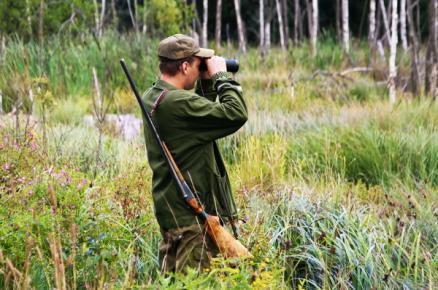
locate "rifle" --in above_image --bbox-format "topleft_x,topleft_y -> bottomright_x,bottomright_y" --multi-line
120,59 -> 250,259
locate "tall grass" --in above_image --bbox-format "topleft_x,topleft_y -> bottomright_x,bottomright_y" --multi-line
0,32 -> 160,112
0,33 -> 437,288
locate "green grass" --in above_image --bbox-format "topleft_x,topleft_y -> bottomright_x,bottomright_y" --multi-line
0,33 -> 437,289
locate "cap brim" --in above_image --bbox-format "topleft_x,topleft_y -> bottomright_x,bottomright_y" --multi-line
194,48 -> 215,58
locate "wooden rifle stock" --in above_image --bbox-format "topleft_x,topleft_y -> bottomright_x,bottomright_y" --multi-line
120,59 -> 251,258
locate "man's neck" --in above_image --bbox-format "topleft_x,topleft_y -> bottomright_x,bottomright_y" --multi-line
161,74 -> 184,89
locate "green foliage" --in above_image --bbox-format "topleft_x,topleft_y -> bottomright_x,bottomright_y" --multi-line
49,98 -> 88,125
348,79 -> 383,102
0,0 -> 32,37
149,0 -> 190,36
0,32 -> 159,109
0,36 -> 437,289
285,105 -> 438,186
0,0 -> 94,40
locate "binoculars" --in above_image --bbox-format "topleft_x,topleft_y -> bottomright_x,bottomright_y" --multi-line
199,59 -> 239,73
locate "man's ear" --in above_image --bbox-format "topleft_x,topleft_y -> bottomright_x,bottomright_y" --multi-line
180,62 -> 189,75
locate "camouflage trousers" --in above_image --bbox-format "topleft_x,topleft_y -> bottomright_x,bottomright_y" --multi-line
159,223 -> 220,273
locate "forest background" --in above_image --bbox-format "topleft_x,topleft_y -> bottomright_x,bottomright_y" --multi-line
0,0 -> 437,289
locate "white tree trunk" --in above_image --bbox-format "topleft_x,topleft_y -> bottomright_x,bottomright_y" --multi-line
259,0 -> 264,51
265,21 -> 271,52
201,0 -> 208,47
369,0 -> 376,51
127,0 -> 139,39
400,0 -> 408,51
93,0 -> 99,34
142,1 -> 147,34
342,0 -> 349,53
216,0 -> 222,49
378,0 -> 391,46
311,0 -> 318,57
275,0 -> 286,52
377,40 -> 386,61
0,91 -> 3,114
234,0 -> 247,54
93,0 -> 106,36
389,0 -> 398,103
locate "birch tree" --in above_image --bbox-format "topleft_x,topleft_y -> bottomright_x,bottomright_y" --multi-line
400,0 -> 408,51
93,0 -> 106,37
388,0 -> 398,103
142,1 -> 147,34
407,0 -> 421,95
311,0 -> 318,57
378,0 -> 391,46
234,0 -> 247,54
368,0 -> 377,53
126,0 -> 139,39
342,0 -> 349,54
201,0 -> 208,47
275,0 -> 286,53
216,0 -> 222,49
264,4 -> 272,56
259,0 -> 265,53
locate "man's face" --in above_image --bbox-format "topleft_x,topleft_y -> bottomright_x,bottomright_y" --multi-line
182,57 -> 201,90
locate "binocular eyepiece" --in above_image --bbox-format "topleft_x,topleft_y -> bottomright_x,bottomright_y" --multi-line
199,59 -> 239,73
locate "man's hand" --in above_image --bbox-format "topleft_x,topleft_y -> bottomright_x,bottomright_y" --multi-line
205,56 -> 226,78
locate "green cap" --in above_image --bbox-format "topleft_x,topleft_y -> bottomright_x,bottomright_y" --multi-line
158,34 -> 215,60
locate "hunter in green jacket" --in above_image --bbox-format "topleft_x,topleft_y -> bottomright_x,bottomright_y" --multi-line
141,34 -> 247,272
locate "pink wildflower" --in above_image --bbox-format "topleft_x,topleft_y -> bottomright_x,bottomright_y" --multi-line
77,178 -> 88,189
2,163 -> 10,171
13,139 -> 20,150
30,142 -> 38,150
58,169 -> 67,178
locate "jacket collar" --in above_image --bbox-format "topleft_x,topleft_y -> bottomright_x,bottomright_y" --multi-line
153,79 -> 178,91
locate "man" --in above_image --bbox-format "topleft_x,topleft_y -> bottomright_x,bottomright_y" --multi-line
141,34 -> 247,273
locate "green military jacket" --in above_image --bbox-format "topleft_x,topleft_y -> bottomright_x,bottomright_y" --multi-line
142,72 -> 247,230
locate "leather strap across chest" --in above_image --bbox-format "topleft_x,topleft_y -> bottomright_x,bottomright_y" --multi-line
151,89 -> 168,116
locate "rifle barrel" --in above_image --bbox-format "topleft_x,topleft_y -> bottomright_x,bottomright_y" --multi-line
119,59 -> 199,206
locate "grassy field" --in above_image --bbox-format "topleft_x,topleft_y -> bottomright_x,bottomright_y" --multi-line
0,33 -> 437,289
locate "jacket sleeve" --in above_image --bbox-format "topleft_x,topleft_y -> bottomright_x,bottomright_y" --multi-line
195,79 -> 217,102
173,72 -> 248,144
